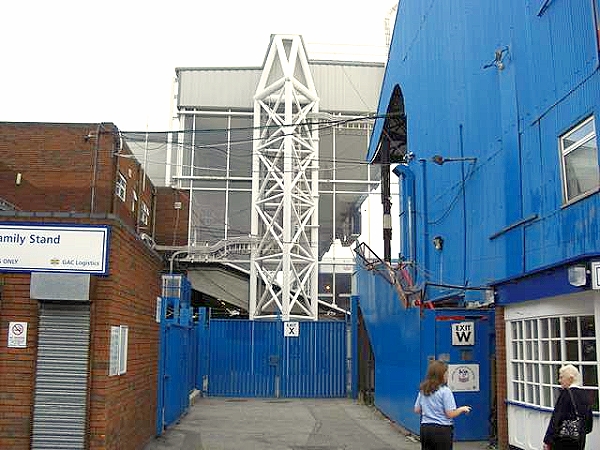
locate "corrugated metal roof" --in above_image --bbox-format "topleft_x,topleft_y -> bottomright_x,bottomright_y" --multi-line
176,60 -> 384,114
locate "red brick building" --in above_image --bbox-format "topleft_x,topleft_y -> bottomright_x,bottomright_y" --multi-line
0,122 -> 170,449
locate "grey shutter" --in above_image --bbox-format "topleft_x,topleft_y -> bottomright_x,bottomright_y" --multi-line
31,302 -> 91,449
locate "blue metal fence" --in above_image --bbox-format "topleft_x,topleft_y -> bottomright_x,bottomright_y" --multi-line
202,319 -> 347,398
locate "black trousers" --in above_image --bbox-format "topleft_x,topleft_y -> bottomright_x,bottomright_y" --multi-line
420,423 -> 454,450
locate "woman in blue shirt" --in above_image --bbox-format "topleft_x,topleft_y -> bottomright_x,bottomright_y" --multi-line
414,360 -> 471,450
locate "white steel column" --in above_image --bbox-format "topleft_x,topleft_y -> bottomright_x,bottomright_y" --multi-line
250,35 -> 320,320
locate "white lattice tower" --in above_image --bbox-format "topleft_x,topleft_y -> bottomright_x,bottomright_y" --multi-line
249,35 -> 320,321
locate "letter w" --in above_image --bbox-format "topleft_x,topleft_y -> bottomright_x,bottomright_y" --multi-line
456,331 -> 471,342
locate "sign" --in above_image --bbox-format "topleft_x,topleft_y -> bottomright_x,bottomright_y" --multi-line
0,224 -> 109,275
8,321 -> 27,348
156,297 -> 162,323
284,321 -> 299,337
452,321 -> 475,346
591,261 -> 600,290
448,363 -> 480,392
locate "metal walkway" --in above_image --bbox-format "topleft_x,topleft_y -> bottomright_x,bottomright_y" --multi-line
144,398 -> 494,450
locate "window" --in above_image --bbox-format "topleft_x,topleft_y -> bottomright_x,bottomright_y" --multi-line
141,201 -> 150,226
116,172 -> 127,202
109,325 -> 128,376
508,315 -> 599,412
560,116 -> 599,203
131,190 -> 138,213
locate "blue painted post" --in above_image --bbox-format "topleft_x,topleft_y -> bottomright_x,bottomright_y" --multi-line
350,295 -> 359,399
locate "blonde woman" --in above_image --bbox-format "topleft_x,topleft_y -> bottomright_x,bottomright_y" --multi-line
543,364 -> 593,450
414,360 -> 471,450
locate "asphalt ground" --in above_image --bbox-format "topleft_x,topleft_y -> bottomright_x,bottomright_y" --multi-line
144,397 -> 494,450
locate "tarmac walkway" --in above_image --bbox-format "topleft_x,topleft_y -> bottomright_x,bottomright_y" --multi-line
144,397 -> 495,450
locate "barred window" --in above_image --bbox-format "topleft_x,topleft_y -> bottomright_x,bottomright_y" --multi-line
508,315 -> 599,412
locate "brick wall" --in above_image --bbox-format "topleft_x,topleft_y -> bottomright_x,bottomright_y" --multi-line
495,306 -> 508,449
0,122 -> 155,234
153,187 -> 189,247
0,216 -> 162,450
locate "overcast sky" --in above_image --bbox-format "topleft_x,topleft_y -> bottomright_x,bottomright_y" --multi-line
1,0 -> 395,132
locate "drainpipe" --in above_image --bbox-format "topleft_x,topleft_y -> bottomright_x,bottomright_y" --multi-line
419,158 -> 430,285
380,140 -> 392,262
392,165 -> 416,279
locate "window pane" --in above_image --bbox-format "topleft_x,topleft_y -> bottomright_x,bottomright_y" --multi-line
565,317 -> 578,338
512,322 -> 518,340
512,362 -> 520,381
541,341 -> 550,360
526,363 -> 533,381
581,316 -> 595,338
525,320 -> 532,339
542,386 -> 552,407
564,139 -> 600,200
526,383 -> 534,403
542,364 -> 552,384
526,341 -> 532,359
551,340 -> 562,360
533,341 -> 539,360
566,340 -> 579,361
582,365 -> 598,387
582,340 -> 596,362
550,318 -> 560,338
563,119 -> 594,148
532,320 -> 538,338
540,319 -> 549,338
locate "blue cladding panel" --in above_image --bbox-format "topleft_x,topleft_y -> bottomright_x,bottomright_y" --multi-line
355,268 -> 422,435
207,319 -> 346,398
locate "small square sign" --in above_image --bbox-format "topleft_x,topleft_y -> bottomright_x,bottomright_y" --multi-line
591,261 -> 600,290
284,321 -> 299,337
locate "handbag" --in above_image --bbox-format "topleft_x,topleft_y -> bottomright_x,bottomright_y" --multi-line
557,389 -> 583,441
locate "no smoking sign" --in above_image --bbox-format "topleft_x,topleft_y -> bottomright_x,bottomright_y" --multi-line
8,321 -> 28,348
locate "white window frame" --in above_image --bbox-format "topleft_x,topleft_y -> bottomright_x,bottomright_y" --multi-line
116,172 -> 127,202
109,325 -> 129,376
141,201 -> 150,226
559,115 -> 599,204
131,190 -> 138,213
507,314 -> 598,412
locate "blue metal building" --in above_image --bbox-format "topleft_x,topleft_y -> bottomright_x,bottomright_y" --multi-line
360,1 -> 600,448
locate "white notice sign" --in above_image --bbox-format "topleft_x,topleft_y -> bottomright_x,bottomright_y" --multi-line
448,364 -> 480,392
284,321 -> 299,337
8,321 -> 28,348
0,224 -> 109,274
451,321 -> 475,346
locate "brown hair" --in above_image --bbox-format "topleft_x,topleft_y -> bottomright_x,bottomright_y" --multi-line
419,360 -> 448,396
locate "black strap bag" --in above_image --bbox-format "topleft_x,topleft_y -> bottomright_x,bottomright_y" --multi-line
558,389 -> 583,441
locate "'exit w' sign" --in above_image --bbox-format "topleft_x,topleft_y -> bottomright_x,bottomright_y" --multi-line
451,321 -> 475,346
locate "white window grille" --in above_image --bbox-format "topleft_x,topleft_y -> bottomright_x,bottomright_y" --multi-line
109,325 -> 128,376
560,116 -> 599,203
508,315 -> 598,412
116,172 -> 127,202
141,201 -> 150,226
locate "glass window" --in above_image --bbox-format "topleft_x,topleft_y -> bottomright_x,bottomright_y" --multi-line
560,116 -> 599,203
508,315 -> 598,411
116,172 -> 127,202
141,201 -> 150,226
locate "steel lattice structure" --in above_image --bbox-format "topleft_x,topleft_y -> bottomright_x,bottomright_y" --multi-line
249,35 -> 320,320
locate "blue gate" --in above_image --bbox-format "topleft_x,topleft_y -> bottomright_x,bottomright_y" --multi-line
200,319 -> 347,398
156,275 -> 198,435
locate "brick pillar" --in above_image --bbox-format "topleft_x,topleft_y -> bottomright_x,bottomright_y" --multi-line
495,306 -> 509,449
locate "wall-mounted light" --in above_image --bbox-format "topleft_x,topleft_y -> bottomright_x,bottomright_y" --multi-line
433,235 -> 444,251
568,264 -> 587,287
432,155 -> 477,165
15,173 -> 22,186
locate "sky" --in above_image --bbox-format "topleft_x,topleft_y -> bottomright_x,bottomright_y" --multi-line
1,0 -> 395,132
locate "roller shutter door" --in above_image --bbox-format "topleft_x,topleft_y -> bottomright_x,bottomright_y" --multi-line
31,302 -> 91,450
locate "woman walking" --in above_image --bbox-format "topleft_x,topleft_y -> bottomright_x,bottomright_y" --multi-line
414,360 -> 471,450
543,364 -> 593,450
